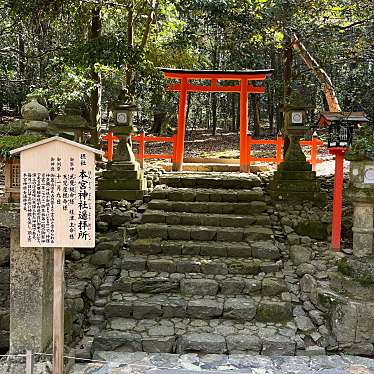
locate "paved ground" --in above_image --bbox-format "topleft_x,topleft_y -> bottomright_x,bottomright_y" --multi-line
70,353 -> 374,374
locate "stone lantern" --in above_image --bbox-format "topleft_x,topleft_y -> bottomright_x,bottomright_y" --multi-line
49,101 -> 90,142
96,102 -> 146,201
268,91 -> 325,203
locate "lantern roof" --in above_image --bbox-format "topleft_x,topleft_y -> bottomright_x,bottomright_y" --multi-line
318,111 -> 369,127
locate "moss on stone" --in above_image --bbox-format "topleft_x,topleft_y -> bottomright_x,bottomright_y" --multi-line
294,220 -> 328,240
337,257 -> 351,277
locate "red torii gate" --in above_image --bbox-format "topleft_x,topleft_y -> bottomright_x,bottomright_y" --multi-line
161,68 -> 273,172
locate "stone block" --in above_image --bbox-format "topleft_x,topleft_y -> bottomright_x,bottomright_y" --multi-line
161,241 -> 182,255
228,260 -> 260,275
92,331 -> 142,352
137,224 -> 168,240
182,242 -> 201,255
169,190 -> 196,202
133,302 -> 163,319
176,260 -> 200,273
223,298 -> 256,320
111,210 -> 132,226
168,226 -> 191,240
256,301 -> 293,322
166,213 -> 181,225
190,227 -> 217,241
200,215 -> 220,226
243,279 -> 262,294
130,238 -> 162,255
104,302 -> 132,318
131,278 -> 179,293
244,226 -> 273,241
180,279 -> 218,295
95,240 -> 122,253
217,228 -> 243,242
251,241 -> 280,260
200,243 -> 227,257
122,256 -> 146,271
180,214 -> 200,226
226,244 -> 251,258
163,299 -> 187,318
262,278 -> 287,296
221,280 -> 245,294
226,334 -> 261,353
148,259 -> 176,273
142,211 -> 166,224
295,315 -> 315,333
142,336 -> 176,353
237,190 -> 264,202
201,261 -> 228,275
177,333 -> 227,354
262,335 -> 296,355
187,299 -> 223,319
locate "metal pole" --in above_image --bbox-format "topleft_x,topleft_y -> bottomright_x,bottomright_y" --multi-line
53,247 -> 65,374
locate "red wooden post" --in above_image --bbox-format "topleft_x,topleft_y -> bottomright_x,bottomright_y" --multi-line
102,131 -> 119,161
276,135 -> 283,164
240,78 -> 249,172
139,131 -> 145,168
247,135 -> 252,169
311,133 -> 318,171
173,77 -> 188,171
329,147 -> 346,251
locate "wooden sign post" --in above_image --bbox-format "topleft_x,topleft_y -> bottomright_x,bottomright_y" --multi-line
10,136 -> 103,374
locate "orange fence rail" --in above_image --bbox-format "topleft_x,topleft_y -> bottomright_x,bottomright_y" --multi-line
131,131 -> 176,167
247,135 -> 324,171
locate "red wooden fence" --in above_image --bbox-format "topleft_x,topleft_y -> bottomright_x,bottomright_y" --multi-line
101,131 -> 324,171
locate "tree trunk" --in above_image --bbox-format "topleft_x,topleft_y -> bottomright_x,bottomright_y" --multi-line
212,92 -> 217,135
253,95 -> 260,137
89,6 -> 102,146
151,112 -> 166,134
291,34 -> 341,112
283,35 -> 293,156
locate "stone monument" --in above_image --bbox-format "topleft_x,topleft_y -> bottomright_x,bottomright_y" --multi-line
96,103 -> 146,201
19,98 -> 49,135
268,92 -> 326,203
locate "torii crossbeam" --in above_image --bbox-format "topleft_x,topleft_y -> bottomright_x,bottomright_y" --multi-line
161,68 -> 273,172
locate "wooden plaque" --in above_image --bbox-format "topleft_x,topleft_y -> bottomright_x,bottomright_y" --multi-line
13,137 -> 100,248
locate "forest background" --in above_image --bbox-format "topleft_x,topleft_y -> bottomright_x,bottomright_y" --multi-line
0,0 -> 373,142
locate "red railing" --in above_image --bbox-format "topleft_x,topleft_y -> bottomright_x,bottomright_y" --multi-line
247,135 -> 324,171
131,131 -> 176,167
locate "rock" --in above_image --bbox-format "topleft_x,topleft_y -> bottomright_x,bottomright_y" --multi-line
96,222 -> 109,232
131,278 -> 179,293
251,241 -> 280,260
111,210 -> 132,226
346,343 -> 374,356
95,241 -> 122,253
187,299 -> 223,319
223,298 -> 256,320
256,301 -> 292,322
296,263 -> 315,276
70,250 -> 81,261
295,220 -> 327,240
309,310 -> 325,326
21,99 -> 49,120
180,279 -> 218,296
300,274 -> 316,293
90,250 -> 113,266
304,345 -> 326,356
289,245 -> 312,266
295,315 -> 315,333
85,283 -> 96,302
262,278 -> 287,296
133,302 -> 162,319
226,334 -> 261,353
92,331 -> 142,352
142,336 -> 175,353
177,333 -> 227,354
262,335 -> 296,355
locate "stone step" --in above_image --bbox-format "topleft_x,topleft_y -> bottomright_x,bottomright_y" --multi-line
141,210 -> 271,227
92,316 -> 296,354
151,187 -> 265,203
160,172 -> 261,189
147,199 -> 268,215
112,273 -> 288,297
122,253 -> 282,275
136,223 -> 273,242
130,239 -> 280,260
104,294 -> 292,322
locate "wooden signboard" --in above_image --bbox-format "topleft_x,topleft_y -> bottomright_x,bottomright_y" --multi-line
10,136 -> 103,374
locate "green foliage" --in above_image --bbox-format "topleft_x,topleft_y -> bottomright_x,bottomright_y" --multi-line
345,124 -> 374,161
0,135 -> 46,159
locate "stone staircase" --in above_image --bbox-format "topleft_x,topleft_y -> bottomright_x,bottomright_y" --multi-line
92,172 -> 297,356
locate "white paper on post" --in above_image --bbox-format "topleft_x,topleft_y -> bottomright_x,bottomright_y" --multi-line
364,165 -> 374,185
19,140 -> 96,248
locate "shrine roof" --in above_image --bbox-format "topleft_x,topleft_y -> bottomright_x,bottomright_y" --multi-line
319,111 -> 369,122
10,136 -> 104,155
161,68 -> 273,79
